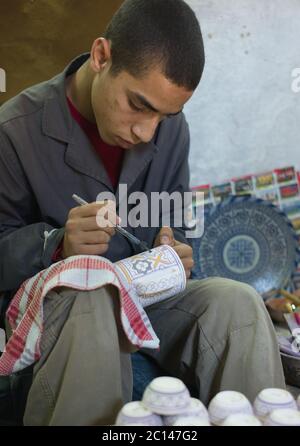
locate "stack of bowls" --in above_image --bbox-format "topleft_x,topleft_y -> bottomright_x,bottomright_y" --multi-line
172,416 -> 211,426
115,401 -> 163,426
208,391 -> 253,426
253,388 -> 297,423
142,377 -> 191,416
264,409 -> 300,426
115,378 -> 300,427
221,414 -> 262,426
163,398 -> 209,426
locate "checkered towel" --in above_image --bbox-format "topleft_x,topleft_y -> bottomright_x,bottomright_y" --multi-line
0,256 -> 159,375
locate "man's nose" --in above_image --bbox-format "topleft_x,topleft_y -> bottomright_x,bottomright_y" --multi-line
131,116 -> 161,143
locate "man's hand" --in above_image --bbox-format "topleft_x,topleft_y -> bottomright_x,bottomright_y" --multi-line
62,201 -> 120,258
154,227 -> 194,279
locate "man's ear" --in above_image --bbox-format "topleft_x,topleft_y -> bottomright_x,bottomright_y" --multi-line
90,38 -> 112,73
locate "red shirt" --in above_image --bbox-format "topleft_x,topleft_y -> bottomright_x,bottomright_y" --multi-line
52,97 -> 124,262
67,97 -> 124,190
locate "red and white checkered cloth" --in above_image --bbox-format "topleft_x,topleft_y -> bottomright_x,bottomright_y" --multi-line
0,255 -> 159,375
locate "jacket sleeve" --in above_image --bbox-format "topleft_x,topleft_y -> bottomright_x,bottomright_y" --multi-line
155,113 -> 193,247
0,129 -> 64,293
171,121 -> 192,246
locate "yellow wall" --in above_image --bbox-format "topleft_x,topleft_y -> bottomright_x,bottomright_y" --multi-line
0,0 -> 124,104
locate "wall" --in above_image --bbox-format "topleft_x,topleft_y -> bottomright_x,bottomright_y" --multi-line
185,0 -> 300,186
0,0 -> 123,104
1,0 -> 299,186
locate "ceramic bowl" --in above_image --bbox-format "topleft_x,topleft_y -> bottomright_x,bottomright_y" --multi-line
163,398 -> 209,426
221,414 -> 262,426
253,388 -> 297,421
172,416 -> 211,426
208,391 -> 253,426
264,408 -> 300,426
142,376 -> 191,415
115,401 -> 163,426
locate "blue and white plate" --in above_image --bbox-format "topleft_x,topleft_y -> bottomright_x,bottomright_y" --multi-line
191,196 -> 300,294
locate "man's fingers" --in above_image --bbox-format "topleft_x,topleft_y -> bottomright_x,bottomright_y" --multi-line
185,270 -> 192,279
172,242 -> 194,278
70,202 -> 107,217
96,210 -> 121,228
181,257 -> 194,279
69,230 -> 112,246
181,257 -> 195,271
159,226 -> 175,246
71,201 -> 121,227
65,217 -> 116,236
96,201 -> 121,228
172,243 -> 193,259
68,216 -> 114,232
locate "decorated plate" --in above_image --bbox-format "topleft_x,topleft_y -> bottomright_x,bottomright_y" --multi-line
191,196 -> 300,294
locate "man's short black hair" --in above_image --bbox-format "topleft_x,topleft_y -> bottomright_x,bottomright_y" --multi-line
104,0 -> 205,91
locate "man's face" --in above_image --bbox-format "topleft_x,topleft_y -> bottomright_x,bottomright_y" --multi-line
91,64 -> 193,149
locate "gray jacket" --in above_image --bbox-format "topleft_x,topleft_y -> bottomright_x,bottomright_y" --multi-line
0,54 -> 191,294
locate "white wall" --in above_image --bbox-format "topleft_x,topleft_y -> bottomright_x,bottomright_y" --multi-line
185,0 -> 300,186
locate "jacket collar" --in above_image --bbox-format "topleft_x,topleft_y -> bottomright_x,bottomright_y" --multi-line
42,53 -> 159,194
42,53 -> 89,143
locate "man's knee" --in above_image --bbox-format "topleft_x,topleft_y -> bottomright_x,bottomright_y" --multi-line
45,285 -> 119,318
194,277 -> 266,328
72,286 -> 137,353
41,285 -> 123,354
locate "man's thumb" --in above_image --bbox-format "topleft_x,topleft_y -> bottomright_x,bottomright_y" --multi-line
160,226 -> 174,246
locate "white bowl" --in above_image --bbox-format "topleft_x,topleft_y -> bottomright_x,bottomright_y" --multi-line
253,388 -> 297,420
115,401 -> 163,426
163,398 -> 209,426
142,377 -> 191,415
264,409 -> 300,426
221,414 -> 262,426
208,391 -> 253,425
172,416 -> 211,426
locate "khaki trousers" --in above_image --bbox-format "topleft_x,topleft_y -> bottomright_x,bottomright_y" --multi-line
23,278 -> 285,426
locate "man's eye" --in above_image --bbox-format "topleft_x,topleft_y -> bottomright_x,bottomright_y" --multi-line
129,100 -> 144,112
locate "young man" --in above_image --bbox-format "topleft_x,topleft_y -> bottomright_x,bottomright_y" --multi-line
0,0 -> 285,426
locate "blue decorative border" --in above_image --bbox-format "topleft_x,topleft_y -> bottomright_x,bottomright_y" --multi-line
190,195 -> 300,293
